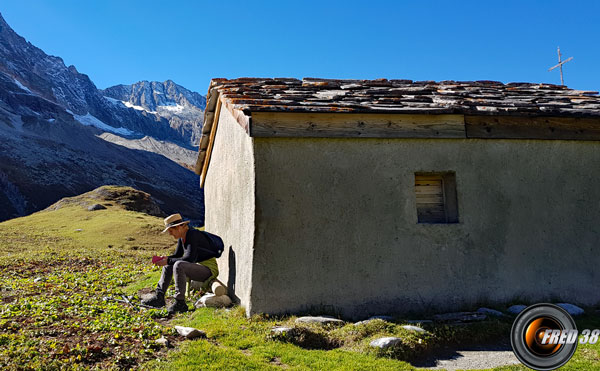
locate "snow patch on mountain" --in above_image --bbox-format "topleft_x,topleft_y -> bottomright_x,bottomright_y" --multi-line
13,78 -> 31,93
122,101 -> 148,112
104,95 -> 158,113
74,113 -> 137,136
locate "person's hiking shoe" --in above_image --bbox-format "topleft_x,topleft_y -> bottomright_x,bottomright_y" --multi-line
167,299 -> 189,314
140,291 -> 165,308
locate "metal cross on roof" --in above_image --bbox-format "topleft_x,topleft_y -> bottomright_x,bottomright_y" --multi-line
548,46 -> 573,86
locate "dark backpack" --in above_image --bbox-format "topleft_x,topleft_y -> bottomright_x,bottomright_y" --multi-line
200,231 -> 224,258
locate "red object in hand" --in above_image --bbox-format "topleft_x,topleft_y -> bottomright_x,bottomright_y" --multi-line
152,256 -> 165,264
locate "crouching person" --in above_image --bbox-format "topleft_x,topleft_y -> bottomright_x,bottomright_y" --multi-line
142,213 -> 223,314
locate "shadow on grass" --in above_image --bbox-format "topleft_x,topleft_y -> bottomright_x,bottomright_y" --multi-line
270,326 -> 342,350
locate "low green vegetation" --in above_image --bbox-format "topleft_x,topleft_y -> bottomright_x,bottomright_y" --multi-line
1,186 -> 600,370
0,187 -> 174,369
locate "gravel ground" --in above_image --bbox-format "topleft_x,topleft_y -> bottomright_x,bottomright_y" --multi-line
412,343 -> 521,370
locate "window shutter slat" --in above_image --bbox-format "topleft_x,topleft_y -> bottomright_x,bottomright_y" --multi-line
415,174 -> 446,223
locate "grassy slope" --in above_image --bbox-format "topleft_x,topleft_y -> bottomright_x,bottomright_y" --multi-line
1,189 -> 600,370
0,189 -> 175,369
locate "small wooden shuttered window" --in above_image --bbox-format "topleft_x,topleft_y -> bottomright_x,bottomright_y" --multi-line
415,173 -> 458,223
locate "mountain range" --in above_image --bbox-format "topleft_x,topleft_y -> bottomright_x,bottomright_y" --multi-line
0,12 -> 206,222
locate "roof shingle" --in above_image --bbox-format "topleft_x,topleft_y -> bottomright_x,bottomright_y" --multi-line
205,77 -> 600,118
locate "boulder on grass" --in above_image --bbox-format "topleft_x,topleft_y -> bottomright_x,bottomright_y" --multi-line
155,336 -> 170,347
195,293 -> 232,308
174,326 -> 205,339
354,315 -> 395,326
401,325 -> 428,334
295,316 -> 345,325
270,326 -> 297,340
87,204 -> 106,211
271,326 -> 294,335
370,337 -> 403,349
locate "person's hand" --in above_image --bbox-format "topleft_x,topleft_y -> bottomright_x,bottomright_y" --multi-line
156,257 -> 168,266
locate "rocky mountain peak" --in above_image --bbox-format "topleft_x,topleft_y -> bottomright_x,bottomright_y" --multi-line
0,12 -> 197,144
103,79 -> 206,112
0,13 -> 205,222
101,80 -> 206,145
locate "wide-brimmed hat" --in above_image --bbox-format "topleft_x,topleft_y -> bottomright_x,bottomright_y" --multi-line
161,213 -> 190,233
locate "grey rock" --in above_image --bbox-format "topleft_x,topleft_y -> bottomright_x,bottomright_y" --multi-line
174,326 -> 206,339
155,336 -> 170,347
401,325 -> 428,334
195,293 -> 232,308
557,303 -> 585,316
295,316 -> 345,325
87,203 -> 106,211
433,312 -> 487,323
271,326 -> 294,335
477,307 -> 507,317
507,305 -> 527,314
370,337 -> 403,349
354,316 -> 394,326
74,229 -> 83,232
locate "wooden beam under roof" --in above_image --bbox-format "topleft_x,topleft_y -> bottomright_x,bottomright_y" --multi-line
465,115 -> 600,140
250,112 -> 466,138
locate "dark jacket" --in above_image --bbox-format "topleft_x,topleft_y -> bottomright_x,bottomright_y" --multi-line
167,228 -> 223,265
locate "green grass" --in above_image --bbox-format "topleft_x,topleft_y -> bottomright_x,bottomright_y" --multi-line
144,307 -> 417,371
0,187 -> 174,369
2,186 -> 600,370
125,271 -> 162,296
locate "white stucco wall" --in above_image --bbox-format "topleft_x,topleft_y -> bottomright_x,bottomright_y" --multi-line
203,107 -> 256,314
249,137 -> 600,319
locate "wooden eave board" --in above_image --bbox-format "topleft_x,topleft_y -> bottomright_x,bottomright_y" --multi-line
249,112 -> 600,139
465,115 -> 600,140
194,109 -> 600,186
250,112 -> 466,138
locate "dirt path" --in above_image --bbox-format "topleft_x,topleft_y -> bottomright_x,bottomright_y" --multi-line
412,343 -> 521,370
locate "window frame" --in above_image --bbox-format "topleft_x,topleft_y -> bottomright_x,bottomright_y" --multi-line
414,172 -> 459,224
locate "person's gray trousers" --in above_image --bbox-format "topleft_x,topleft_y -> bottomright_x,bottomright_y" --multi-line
157,261 -> 211,300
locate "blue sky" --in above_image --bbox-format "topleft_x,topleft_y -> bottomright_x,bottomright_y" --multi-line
2,1 -> 599,94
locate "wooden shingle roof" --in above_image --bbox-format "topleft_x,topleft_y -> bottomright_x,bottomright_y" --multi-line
206,77 -> 600,117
